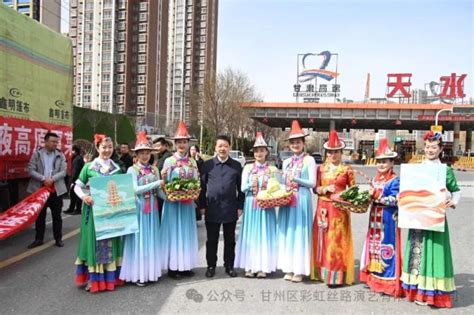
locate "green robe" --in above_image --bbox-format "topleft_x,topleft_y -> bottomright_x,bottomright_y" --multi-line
75,161 -> 123,273
401,165 -> 460,302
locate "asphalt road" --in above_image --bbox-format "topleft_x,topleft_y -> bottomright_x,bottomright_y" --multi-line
0,166 -> 473,314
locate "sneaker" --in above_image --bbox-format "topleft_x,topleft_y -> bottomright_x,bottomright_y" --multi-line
291,274 -> 303,282
283,273 -> 294,281
415,300 -> 428,306
256,272 -> 267,278
85,282 -> 92,291
136,282 -> 147,287
245,271 -> 255,278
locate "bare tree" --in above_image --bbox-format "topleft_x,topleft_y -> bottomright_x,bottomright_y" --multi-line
197,68 -> 261,146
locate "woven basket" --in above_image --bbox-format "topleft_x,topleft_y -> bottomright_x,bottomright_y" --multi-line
257,194 -> 292,209
164,188 -> 201,202
332,198 -> 370,214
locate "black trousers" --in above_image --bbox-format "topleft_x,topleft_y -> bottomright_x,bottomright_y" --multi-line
68,183 -> 82,213
205,221 -> 237,269
35,192 -> 63,242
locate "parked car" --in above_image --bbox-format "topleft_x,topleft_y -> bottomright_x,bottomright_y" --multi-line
229,150 -> 246,167
276,151 -> 293,169
311,152 -> 323,164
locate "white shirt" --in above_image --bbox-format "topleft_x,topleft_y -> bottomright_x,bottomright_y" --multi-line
42,150 -> 55,178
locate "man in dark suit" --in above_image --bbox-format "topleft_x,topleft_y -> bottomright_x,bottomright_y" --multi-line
152,137 -> 173,171
119,143 -> 133,170
198,135 -> 244,278
64,145 -> 84,215
151,137 -> 173,220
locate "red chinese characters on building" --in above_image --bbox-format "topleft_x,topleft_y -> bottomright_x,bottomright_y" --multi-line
386,73 -> 412,98
439,73 -> 467,99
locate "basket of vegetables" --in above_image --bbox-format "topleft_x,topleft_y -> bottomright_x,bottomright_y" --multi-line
332,186 -> 371,213
256,178 -> 293,209
163,177 -> 201,202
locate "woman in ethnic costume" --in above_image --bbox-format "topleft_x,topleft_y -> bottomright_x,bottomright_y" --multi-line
74,134 -> 124,293
360,138 -> 402,297
160,121 -> 199,279
277,120 -> 316,283
311,130 -> 356,288
120,132 -> 163,286
235,132 -> 279,278
401,131 -> 461,308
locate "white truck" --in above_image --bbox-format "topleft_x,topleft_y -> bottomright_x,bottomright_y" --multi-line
229,150 -> 246,167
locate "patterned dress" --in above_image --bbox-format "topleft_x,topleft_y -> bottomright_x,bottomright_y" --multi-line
360,170 -> 402,297
235,162 -> 279,273
75,158 -> 124,293
311,162 -> 356,285
120,163 -> 163,283
277,153 -> 316,276
401,159 -> 461,308
160,153 -> 199,271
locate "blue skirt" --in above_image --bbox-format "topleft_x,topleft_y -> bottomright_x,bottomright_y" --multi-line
160,200 -> 198,271
120,196 -> 162,283
235,195 -> 278,273
277,187 -> 313,275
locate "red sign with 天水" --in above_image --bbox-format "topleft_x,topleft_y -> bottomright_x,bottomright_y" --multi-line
0,116 -> 72,180
386,73 -> 412,98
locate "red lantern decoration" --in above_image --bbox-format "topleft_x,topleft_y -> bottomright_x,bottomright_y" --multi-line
309,118 -> 315,124
262,117 -> 268,123
395,119 -> 402,126
351,118 -> 357,125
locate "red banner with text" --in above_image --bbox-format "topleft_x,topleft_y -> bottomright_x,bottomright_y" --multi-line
0,187 -> 52,240
0,117 -> 72,180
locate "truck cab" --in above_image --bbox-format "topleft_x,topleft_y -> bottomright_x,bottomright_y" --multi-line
229,150 -> 246,168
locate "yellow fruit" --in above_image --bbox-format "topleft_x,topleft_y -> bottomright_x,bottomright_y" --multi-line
266,178 -> 281,193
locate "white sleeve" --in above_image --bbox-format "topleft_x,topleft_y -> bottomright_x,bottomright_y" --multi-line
452,190 -> 461,206
74,179 -> 87,200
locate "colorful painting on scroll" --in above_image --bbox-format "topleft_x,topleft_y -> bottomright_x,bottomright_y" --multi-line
398,163 -> 447,232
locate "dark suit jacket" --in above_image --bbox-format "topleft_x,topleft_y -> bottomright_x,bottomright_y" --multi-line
70,153 -> 85,184
198,156 -> 244,223
120,153 -> 133,170
156,150 -> 173,172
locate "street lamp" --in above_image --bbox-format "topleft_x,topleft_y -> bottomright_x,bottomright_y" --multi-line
435,107 -> 453,126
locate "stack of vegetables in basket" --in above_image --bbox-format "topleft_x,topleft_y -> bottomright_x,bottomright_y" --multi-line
256,177 -> 293,209
164,177 -> 201,202
333,186 -> 371,213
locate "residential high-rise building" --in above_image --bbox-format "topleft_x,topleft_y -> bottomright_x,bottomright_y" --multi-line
166,0 -> 218,129
69,0 -> 168,132
2,0 -> 61,32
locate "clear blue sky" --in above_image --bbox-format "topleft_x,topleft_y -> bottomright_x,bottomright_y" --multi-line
217,0 -> 473,102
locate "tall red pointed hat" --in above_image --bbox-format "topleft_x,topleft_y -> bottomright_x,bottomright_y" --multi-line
375,138 -> 397,159
172,121 -> 191,140
323,130 -> 345,150
287,120 -> 309,140
132,131 -> 153,151
252,132 -> 270,149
